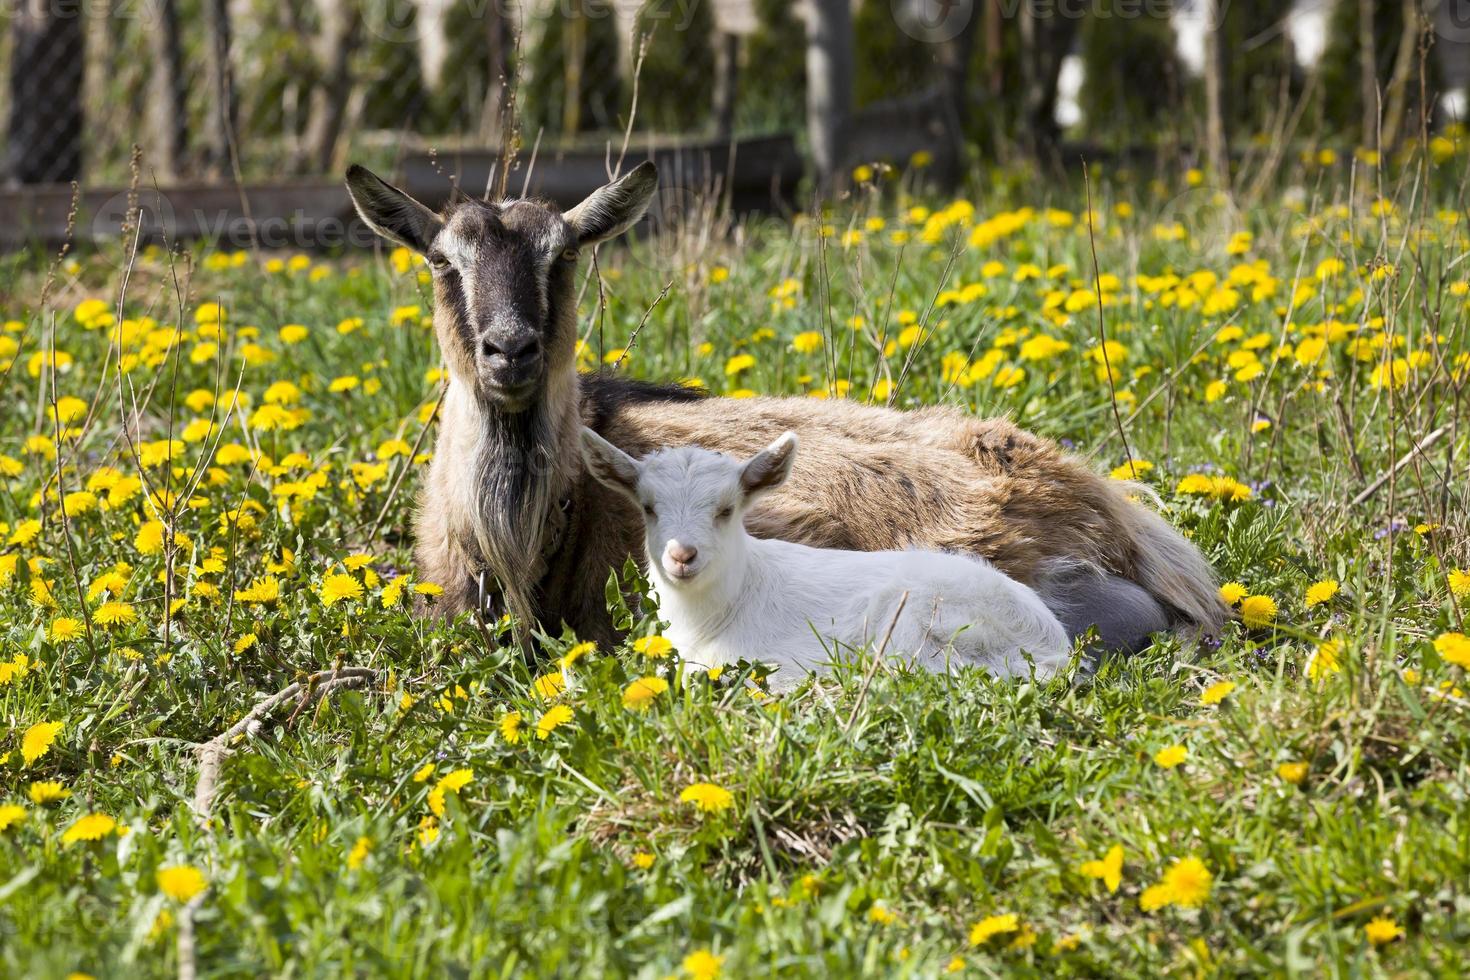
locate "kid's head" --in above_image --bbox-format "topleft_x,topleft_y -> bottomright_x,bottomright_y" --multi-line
578,429 -> 797,588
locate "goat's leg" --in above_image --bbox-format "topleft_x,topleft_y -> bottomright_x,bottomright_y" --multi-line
1034,565 -> 1170,656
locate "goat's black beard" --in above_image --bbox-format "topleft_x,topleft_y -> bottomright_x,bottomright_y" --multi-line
471,397 -> 558,632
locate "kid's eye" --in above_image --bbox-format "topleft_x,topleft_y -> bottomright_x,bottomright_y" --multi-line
427,252 -> 451,271
715,506 -> 733,521
561,247 -> 580,261
643,504 -> 656,519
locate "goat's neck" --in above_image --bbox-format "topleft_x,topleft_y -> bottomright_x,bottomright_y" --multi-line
447,367 -> 582,502
443,366 -> 582,616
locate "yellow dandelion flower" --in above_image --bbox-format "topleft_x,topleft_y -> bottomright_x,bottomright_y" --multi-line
319,572 -> 364,607
500,711 -> 523,745
1200,680 -> 1236,705
49,618 -> 84,643
969,913 -> 1019,945
866,903 -> 898,925
234,576 -> 281,604
682,948 -> 725,980
347,836 -> 372,869
1304,579 -> 1339,607
559,641 -> 596,668
1277,761 -> 1308,785
157,865 -> 208,903
61,813 -> 117,844
427,768 -> 474,817
0,805 -> 28,832
1239,594 -> 1277,628
1307,639 -> 1341,681
1448,569 -> 1470,599
631,850 -> 655,869
1433,632 -> 1470,669
93,601 -> 136,628
1079,844 -> 1125,893
1211,581 -> 1246,605
1110,459 -> 1153,480
532,671 -> 566,699
791,331 -> 823,354
724,354 -> 756,377
29,781 -> 70,804
679,781 -> 734,814
9,518 -> 42,546
535,704 -> 575,739
633,635 -> 674,659
1160,856 -> 1213,908
1363,916 -> 1403,946
1139,883 -> 1173,911
622,676 -> 670,711
0,653 -> 32,686
22,721 -> 63,765
1153,744 -> 1188,769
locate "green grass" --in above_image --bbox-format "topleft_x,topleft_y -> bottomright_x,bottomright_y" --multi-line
1,149 -> 1469,977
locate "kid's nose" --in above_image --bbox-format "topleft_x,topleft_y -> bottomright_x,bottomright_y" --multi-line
667,543 -> 698,566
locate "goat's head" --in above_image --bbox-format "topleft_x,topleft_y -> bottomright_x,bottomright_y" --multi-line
579,428 -> 798,590
346,162 -> 659,412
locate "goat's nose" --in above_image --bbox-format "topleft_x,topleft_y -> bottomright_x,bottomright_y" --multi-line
481,333 -> 540,363
667,543 -> 698,566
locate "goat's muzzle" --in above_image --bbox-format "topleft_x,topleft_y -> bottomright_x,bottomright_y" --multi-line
477,332 -> 542,409
660,542 -> 703,583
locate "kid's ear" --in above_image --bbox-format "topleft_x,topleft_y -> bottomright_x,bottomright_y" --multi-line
564,161 -> 658,248
579,427 -> 641,501
345,164 -> 442,253
739,431 -> 797,499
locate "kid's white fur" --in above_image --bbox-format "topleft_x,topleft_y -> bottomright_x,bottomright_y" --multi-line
580,428 -> 1073,689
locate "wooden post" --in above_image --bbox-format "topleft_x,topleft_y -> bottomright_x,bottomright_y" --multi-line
805,0 -> 854,187
712,31 -> 740,140
6,0 -> 85,184
144,0 -> 188,179
202,0 -> 238,177
1358,0 -> 1380,152
301,0 -> 363,174
1202,0 -> 1230,183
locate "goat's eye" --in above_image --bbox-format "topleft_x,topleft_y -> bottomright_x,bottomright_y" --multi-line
427,252 -> 451,272
643,504 -> 656,519
561,247 -> 580,262
715,506 -> 733,521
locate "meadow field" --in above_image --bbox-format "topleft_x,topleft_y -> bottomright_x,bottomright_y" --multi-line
2,147 -> 1469,977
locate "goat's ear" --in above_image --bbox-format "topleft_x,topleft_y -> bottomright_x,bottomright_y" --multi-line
564,162 -> 658,247
739,431 -> 798,499
579,427 -> 641,501
346,164 -> 442,253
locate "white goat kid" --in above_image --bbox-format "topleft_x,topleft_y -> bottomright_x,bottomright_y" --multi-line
579,428 -> 1073,687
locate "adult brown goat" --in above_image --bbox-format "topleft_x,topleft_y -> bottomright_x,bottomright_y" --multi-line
345,162 -> 1226,651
